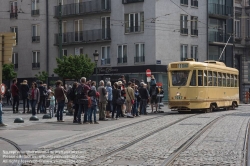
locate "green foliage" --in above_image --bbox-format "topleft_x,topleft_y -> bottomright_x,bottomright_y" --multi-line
35,71 -> 49,82
2,64 -> 17,81
54,54 -> 95,80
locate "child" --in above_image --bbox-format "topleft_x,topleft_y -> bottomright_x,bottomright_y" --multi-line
0,95 -> 7,127
48,92 -> 55,118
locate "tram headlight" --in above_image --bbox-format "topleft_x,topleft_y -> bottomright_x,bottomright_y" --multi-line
176,92 -> 180,96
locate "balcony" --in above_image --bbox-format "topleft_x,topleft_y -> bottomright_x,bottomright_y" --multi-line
191,29 -> 198,36
208,3 -> 233,18
209,31 -> 232,43
55,29 -> 111,45
191,0 -> 198,7
180,0 -> 188,5
101,58 -> 110,65
10,13 -> 18,19
54,0 -> 111,18
180,28 -> 188,35
125,26 -> 143,33
134,56 -> 145,63
32,63 -> 40,69
117,57 -> 127,64
32,36 -> 40,43
31,10 -> 40,16
122,0 -> 144,4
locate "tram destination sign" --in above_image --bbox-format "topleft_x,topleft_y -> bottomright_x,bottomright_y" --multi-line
171,63 -> 189,68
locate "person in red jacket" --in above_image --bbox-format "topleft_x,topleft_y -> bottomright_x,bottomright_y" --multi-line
11,78 -> 19,114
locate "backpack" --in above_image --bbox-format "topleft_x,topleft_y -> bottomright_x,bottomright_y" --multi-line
76,84 -> 86,99
67,88 -> 74,101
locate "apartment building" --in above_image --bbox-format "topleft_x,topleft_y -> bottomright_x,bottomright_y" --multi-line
0,0 -> 58,85
234,0 -> 250,101
52,0 -> 207,101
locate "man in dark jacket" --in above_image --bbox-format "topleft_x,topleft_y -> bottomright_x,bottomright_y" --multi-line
138,83 -> 149,115
20,80 -> 30,113
37,81 -> 47,114
11,78 -> 19,114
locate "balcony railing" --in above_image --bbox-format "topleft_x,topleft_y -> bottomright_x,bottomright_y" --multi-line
134,56 -> 145,63
191,0 -> 198,7
122,0 -> 144,4
117,57 -> 127,64
31,10 -> 40,16
181,0 -> 188,5
32,63 -> 40,69
55,29 -> 111,45
101,58 -> 110,65
191,29 -> 198,36
209,31 -> 232,43
181,28 -> 188,35
14,64 -> 18,69
125,26 -> 143,33
10,13 -> 18,19
32,36 -> 40,42
208,3 -> 233,17
54,0 -> 111,18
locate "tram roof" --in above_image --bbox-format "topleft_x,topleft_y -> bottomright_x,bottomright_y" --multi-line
168,59 -> 238,73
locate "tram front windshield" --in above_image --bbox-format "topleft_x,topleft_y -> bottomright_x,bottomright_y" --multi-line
171,71 -> 190,86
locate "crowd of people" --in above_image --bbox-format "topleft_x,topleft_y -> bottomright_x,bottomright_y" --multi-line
0,75 -> 164,126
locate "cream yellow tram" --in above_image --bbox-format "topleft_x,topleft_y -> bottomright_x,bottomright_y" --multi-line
168,59 -> 239,112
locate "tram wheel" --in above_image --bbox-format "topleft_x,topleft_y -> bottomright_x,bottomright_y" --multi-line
209,104 -> 214,113
231,102 -> 236,110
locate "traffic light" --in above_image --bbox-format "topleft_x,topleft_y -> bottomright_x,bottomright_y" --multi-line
1,32 -> 16,64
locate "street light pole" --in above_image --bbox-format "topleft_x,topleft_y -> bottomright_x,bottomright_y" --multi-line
93,50 -> 99,85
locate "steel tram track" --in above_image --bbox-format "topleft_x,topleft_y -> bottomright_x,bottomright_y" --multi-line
161,114 -> 236,166
87,114 -> 198,165
49,112 -> 186,151
0,137 -> 23,166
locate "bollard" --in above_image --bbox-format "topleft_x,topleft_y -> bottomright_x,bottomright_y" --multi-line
14,118 -> 24,123
29,116 -> 39,121
43,114 -> 51,119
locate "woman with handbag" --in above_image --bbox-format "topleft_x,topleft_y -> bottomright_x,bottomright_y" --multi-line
125,81 -> 135,118
29,82 -> 40,116
112,82 -> 122,120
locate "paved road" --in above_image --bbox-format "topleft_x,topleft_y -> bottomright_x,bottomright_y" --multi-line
0,105 -> 250,166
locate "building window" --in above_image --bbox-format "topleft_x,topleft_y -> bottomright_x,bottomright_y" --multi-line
180,0 -> 188,6
62,21 -> 67,43
235,20 -> 241,38
74,47 -> 83,55
10,1 -> 18,19
125,12 -> 144,33
31,0 -> 39,16
58,0 -> 64,5
180,15 -> 188,35
101,46 -> 110,65
209,45 -> 225,61
247,19 -> 250,38
74,19 -> 83,42
135,43 -> 145,63
180,44 -> 188,61
122,0 -> 144,4
191,16 -> 198,36
12,53 -> 18,69
117,45 -> 127,64
191,0 -> 198,7
62,49 -> 67,56
32,51 -> 40,69
191,45 -> 198,61
10,27 -> 18,44
32,25 -> 40,42
101,17 -> 111,40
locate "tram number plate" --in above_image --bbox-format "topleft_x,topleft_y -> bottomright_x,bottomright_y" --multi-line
175,96 -> 183,100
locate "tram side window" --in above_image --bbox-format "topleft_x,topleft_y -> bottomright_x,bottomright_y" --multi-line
204,70 -> 208,86
189,70 -> 196,86
218,72 -> 222,86
208,71 -> 212,86
234,75 -> 238,87
222,73 -> 226,87
226,74 -> 230,87
213,71 -> 217,86
230,74 -> 234,87
198,70 -> 203,86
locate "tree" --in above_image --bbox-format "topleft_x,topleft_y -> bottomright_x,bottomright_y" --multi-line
2,64 -> 17,81
35,71 -> 48,82
54,54 -> 95,80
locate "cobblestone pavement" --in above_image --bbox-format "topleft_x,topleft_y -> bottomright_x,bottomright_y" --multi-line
172,111 -> 250,166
